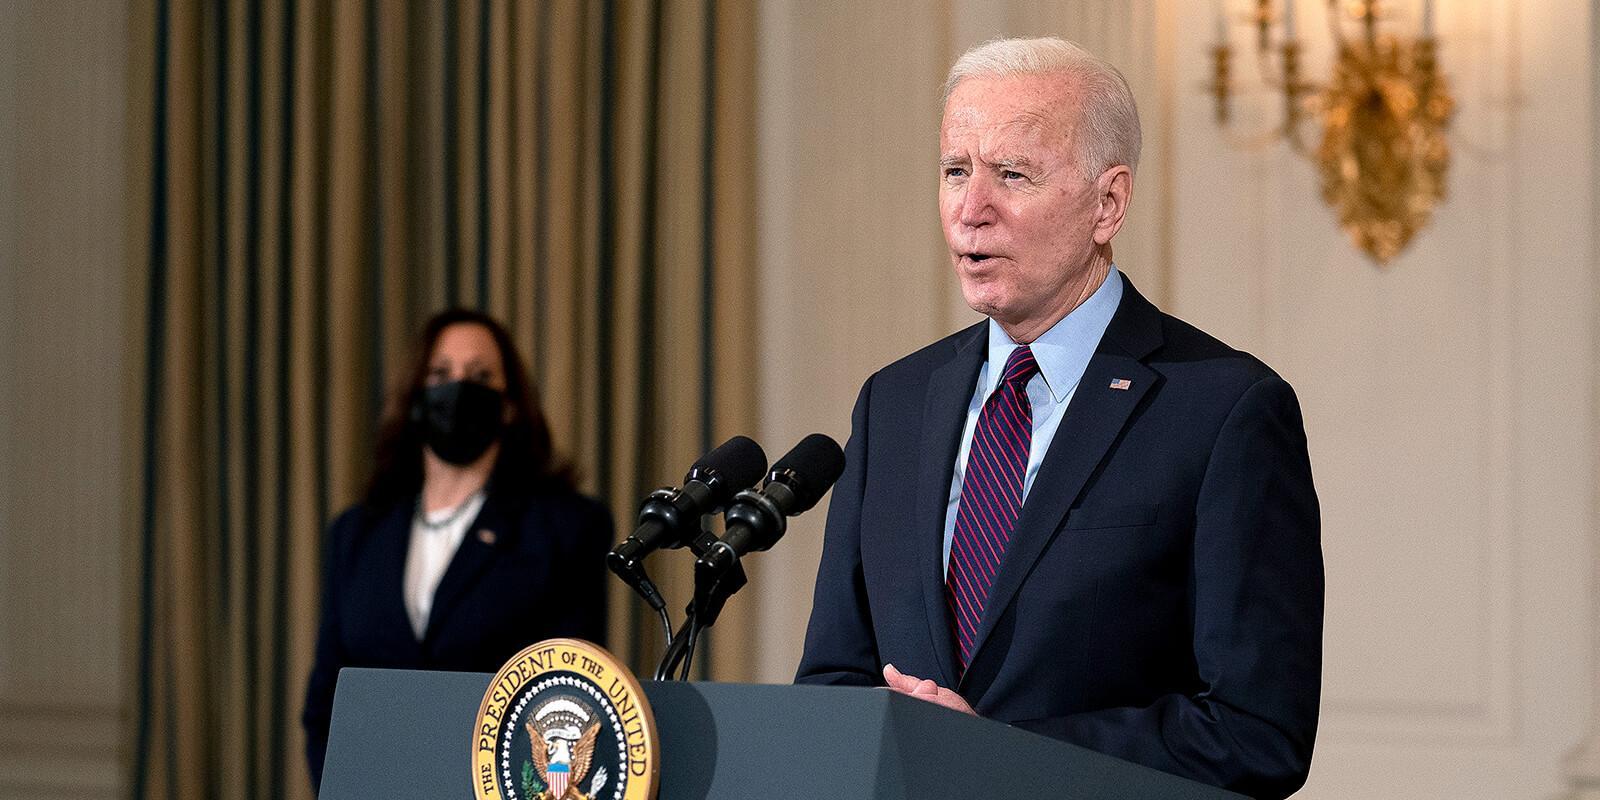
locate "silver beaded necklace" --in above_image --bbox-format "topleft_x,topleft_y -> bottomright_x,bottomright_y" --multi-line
415,489 -> 485,531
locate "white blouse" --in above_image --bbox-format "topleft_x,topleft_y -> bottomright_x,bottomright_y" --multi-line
403,490 -> 487,640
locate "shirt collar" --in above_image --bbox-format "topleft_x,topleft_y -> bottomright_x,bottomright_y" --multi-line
984,265 -> 1124,403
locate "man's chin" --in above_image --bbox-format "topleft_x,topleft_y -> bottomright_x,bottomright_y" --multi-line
959,289 -> 1007,320
962,298 -> 999,319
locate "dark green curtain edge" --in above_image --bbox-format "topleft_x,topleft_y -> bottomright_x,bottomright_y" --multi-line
627,0 -> 665,672
133,0 -> 170,793
594,0 -> 616,529
268,0 -> 301,794
442,2 -> 459,305
212,0 -> 234,645
694,0 -> 717,682
530,0 -> 552,385
365,0 -> 386,421
475,0 -> 491,308
241,0 -> 266,795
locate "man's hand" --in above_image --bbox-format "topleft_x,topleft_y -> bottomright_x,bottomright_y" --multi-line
882,663 -> 976,715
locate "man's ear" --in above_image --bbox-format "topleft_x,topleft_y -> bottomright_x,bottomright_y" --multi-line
1092,165 -> 1133,246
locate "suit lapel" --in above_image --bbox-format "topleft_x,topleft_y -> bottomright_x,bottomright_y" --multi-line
914,322 -> 987,688
424,490 -> 515,643
371,502 -> 427,656
960,279 -> 1166,688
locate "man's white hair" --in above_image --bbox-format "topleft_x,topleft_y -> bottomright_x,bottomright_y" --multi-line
943,37 -> 1142,178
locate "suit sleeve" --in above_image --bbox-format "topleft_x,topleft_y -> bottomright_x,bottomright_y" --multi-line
794,375 -> 882,687
301,510 -> 353,792
1012,375 -> 1323,800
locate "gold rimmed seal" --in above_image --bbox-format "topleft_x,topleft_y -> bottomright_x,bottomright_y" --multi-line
472,639 -> 659,800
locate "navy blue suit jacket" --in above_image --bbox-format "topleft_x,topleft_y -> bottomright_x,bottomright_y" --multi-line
301,485 -> 612,789
796,278 -> 1322,799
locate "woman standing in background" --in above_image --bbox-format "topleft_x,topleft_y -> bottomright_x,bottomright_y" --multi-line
301,309 -> 612,790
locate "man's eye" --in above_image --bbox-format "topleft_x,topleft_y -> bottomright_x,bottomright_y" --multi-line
943,167 -> 967,180
1002,170 -> 1026,181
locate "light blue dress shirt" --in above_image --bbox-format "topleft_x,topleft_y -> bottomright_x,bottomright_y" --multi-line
941,266 -> 1124,572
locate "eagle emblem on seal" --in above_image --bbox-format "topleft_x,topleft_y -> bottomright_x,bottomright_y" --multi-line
525,697 -> 607,800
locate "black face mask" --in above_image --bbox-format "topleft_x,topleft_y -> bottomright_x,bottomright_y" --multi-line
418,380 -> 506,466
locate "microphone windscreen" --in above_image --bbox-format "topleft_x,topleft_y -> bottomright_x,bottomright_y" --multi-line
770,433 -> 846,514
695,435 -> 769,493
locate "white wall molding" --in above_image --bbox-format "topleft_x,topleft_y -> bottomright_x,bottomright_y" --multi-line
0,702 -> 125,800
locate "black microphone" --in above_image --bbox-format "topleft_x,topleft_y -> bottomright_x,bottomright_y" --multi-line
696,433 -> 846,584
607,435 -> 767,610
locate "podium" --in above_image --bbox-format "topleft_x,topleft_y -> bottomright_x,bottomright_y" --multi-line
320,667 -> 1244,799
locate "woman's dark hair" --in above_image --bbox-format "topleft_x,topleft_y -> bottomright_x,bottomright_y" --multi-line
364,308 -> 573,509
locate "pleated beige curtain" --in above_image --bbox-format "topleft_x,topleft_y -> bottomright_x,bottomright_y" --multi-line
128,0 -> 757,796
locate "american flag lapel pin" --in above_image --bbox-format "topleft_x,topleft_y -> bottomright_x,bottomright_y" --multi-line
477,529 -> 497,546
1109,378 -> 1132,391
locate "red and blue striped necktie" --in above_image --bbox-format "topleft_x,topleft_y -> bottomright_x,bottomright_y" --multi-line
947,344 -> 1039,673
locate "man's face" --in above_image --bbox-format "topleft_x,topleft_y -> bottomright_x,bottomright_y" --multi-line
939,73 -> 1110,340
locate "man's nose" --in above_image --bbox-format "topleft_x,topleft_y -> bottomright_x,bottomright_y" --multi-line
957,177 -> 995,228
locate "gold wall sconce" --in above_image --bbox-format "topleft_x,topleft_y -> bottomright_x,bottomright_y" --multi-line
1207,0 -> 1454,265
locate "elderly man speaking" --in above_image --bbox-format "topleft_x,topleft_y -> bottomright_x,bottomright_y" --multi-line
795,37 -> 1323,799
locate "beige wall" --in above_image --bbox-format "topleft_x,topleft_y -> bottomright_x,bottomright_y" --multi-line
750,0 -> 951,683
752,2 -> 1598,798
0,2 -> 134,798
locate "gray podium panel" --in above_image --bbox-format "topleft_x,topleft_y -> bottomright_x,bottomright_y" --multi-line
320,668 -> 1244,800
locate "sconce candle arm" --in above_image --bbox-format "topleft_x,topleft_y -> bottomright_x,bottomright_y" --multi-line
1205,0 -> 1456,264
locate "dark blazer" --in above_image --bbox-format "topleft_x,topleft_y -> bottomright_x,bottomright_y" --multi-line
796,277 -> 1323,800
302,485 -> 613,789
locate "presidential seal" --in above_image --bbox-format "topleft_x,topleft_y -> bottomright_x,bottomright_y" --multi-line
473,639 -> 659,800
